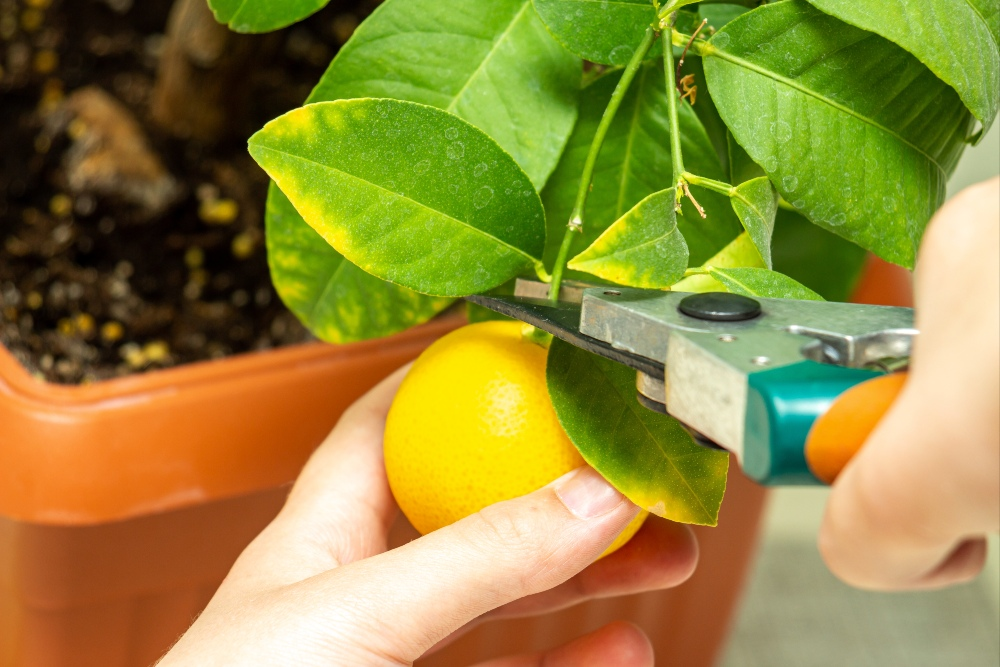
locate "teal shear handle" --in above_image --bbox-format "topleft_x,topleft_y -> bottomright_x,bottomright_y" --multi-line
743,361 -> 905,486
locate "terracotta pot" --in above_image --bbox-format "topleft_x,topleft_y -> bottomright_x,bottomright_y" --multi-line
0,259 -> 911,667
0,316 -> 461,525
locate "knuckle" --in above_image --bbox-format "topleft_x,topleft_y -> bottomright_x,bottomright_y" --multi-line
471,503 -> 543,556
462,501 -> 569,592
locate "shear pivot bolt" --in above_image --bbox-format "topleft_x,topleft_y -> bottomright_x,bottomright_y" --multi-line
678,292 -> 761,322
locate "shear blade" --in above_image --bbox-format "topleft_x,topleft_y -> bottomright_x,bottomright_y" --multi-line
465,294 -> 663,378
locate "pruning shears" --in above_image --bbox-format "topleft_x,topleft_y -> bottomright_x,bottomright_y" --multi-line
466,281 -> 916,486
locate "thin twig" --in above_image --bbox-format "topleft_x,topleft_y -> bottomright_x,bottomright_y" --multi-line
676,18 -> 708,86
680,181 -> 706,218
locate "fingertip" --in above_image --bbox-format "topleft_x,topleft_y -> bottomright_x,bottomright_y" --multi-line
599,621 -> 654,667
919,538 -> 988,590
473,621 -> 653,667
547,621 -> 653,667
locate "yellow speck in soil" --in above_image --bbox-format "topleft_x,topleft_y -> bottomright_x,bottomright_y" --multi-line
332,14 -> 359,44
3,307 -> 17,322
184,246 -> 204,269
120,343 -> 146,369
26,0 -> 53,8
67,119 -> 88,140
38,78 -> 64,113
101,321 -> 124,343
33,49 -> 58,74
25,292 -> 43,310
231,232 -> 257,259
20,9 -> 43,32
49,193 -> 72,217
74,313 -> 95,337
57,317 -> 75,336
198,198 -> 239,225
143,341 -> 170,363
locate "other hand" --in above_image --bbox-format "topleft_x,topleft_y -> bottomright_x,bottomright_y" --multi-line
158,366 -> 699,666
820,177 -> 1000,590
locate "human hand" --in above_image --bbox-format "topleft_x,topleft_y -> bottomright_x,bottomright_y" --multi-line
820,176 -> 1000,591
158,366 -> 699,666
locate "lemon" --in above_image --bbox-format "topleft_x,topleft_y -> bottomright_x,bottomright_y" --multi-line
385,321 -> 646,558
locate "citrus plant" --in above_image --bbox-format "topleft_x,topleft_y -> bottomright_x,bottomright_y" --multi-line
217,0 -> 996,526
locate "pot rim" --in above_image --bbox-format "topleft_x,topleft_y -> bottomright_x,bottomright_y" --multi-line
0,314 -> 464,409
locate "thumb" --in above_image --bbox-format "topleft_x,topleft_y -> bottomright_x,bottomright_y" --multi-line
309,466 -> 639,663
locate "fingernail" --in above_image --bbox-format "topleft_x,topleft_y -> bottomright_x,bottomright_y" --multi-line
554,467 -> 625,519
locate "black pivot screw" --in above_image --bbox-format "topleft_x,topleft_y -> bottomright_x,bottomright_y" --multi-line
678,292 -> 762,322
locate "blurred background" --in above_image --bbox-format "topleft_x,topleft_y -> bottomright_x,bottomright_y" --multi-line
1,1 -> 997,665
721,124 -> 1000,667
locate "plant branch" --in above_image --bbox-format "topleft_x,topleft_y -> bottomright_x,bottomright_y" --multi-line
657,0 -> 700,21
682,171 -> 734,196
675,18 -> 708,82
671,29 -> 710,55
549,25 -> 657,303
661,14 -> 687,211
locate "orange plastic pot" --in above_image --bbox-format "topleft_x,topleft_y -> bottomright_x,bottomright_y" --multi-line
0,259 -> 911,667
0,316 -> 462,526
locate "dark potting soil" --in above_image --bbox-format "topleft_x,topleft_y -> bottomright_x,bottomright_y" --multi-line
0,0 -> 379,384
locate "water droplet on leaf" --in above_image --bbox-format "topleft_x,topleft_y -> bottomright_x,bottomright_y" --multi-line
770,121 -> 792,144
608,44 -> 634,64
473,185 -> 494,210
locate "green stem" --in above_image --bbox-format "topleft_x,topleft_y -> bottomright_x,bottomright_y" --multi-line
548,231 -> 576,301
682,171 -> 734,196
662,16 -> 685,197
657,0 -> 698,20
671,29 -> 710,56
549,25 -> 657,303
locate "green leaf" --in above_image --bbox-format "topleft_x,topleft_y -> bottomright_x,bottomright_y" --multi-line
532,0 -> 660,66
702,0 -> 975,268
698,3 -> 752,29
671,231 -> 765,292
729,176 -> 777,269
250,99 -> 545,298
805,0 -> 999,137
707,267 -> 824,300
264,0 -> 578,342
679,55 -> 730,173
568,188 -> 689,288
771,208 -> 867,302
727,131 -> 765,184
309,0 -> 580,189
547,338 -> 730,525
208,0 -> 327,33
542,65 -> 742,276
265,186 -> 453,343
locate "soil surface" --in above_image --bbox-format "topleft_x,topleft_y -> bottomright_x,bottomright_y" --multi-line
1,0 -> 378,384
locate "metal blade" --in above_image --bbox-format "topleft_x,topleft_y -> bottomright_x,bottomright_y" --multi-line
464,294 -> 664,378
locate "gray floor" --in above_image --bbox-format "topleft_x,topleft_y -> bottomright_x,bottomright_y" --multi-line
722,537 -> 999,667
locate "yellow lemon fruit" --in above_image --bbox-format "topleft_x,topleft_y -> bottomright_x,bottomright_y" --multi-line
385,321 -> 646,558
